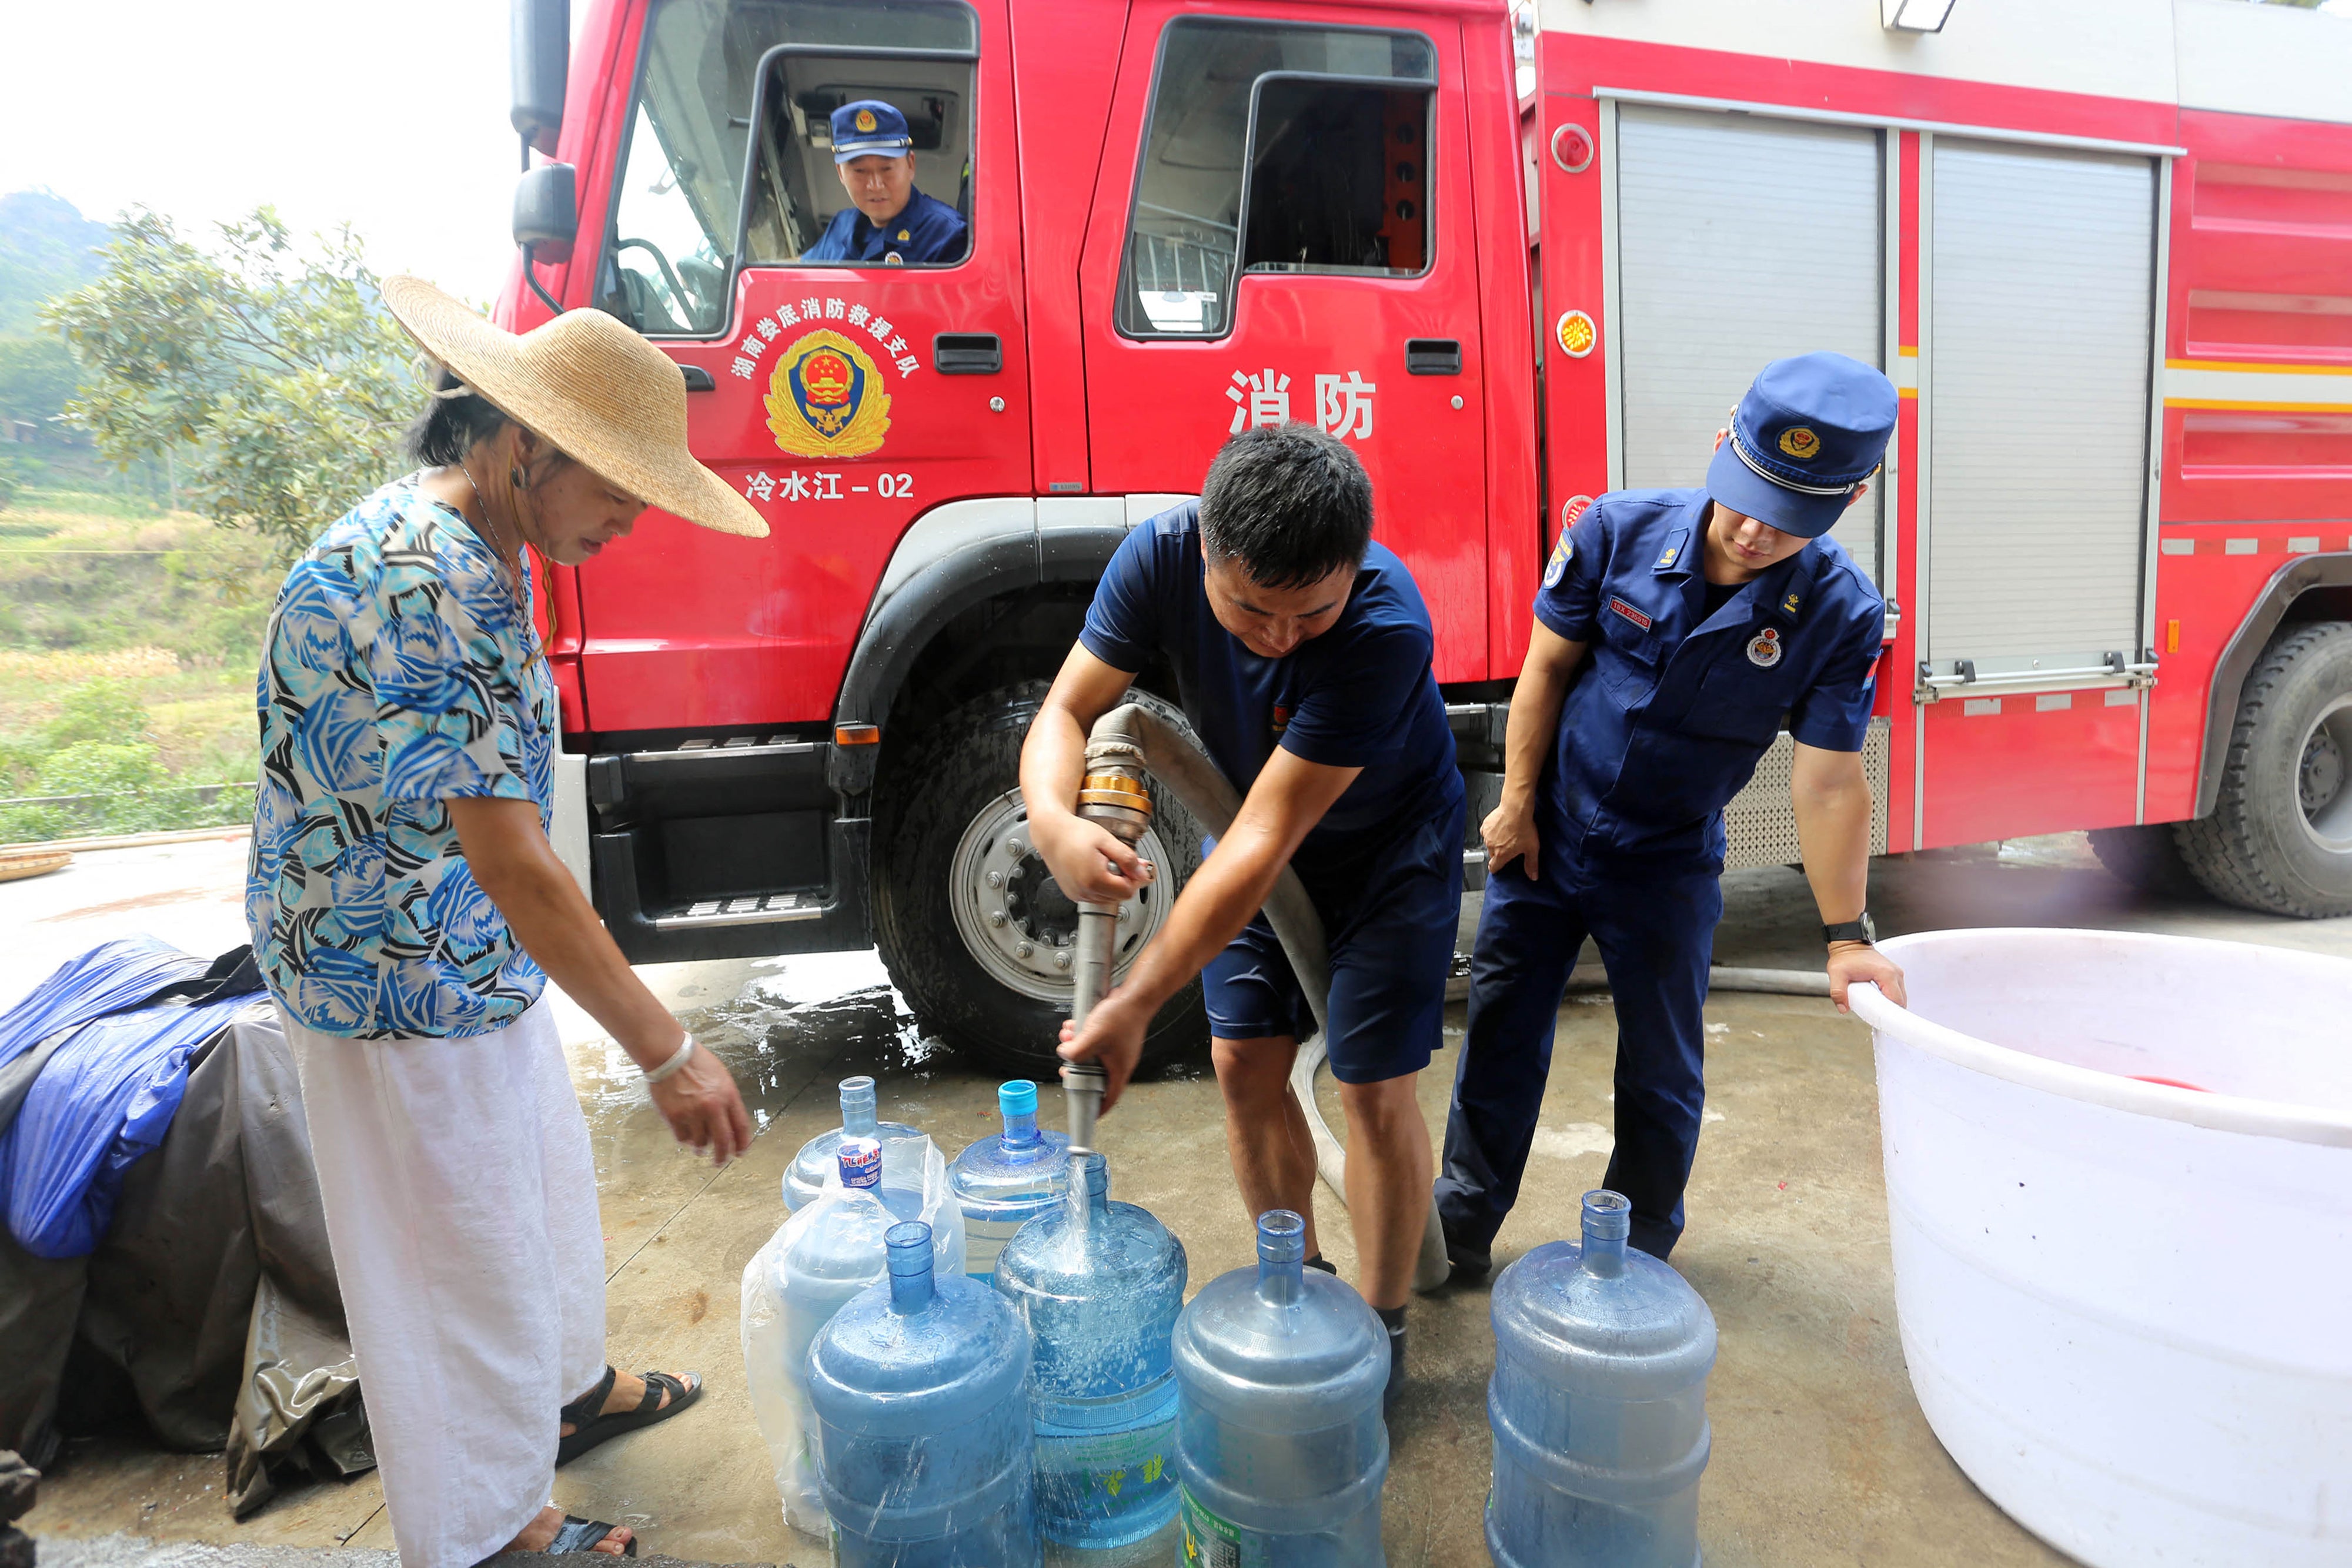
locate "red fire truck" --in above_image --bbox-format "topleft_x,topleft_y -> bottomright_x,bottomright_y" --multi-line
495,0 -> 2352,1075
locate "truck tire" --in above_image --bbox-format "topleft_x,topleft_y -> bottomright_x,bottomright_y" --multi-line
871,683 -> 1211,1078
2086,823 -> 2199,899
2176,621 -> 2352,917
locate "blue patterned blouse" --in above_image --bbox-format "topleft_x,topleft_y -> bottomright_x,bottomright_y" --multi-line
245,479 -> 557,1038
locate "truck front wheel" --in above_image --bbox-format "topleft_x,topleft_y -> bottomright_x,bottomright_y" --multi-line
2178,621 -> 2352,917
871,683 -> 1210,1078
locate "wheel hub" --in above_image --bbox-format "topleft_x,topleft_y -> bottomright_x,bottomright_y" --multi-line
948,788 -> 1172,1004
2294,697 -> 2352,851
2302,729 -> 2344,817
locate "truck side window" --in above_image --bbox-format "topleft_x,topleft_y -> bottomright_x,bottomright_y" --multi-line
604,0 -> 979,335
1120,20 -> 1436,339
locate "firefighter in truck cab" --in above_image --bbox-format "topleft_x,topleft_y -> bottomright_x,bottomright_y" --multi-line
1437,352 -> 1912,1274
1024,425 -> 1465,1410
801,99 -> 968,266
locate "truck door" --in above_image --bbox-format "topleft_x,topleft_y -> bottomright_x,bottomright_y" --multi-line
1916,139 -> 2160,842
584,0 -> 1031,734
1077,8 -> 1489,682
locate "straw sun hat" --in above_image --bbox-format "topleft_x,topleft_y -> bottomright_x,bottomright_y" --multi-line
380,275 -> 767,539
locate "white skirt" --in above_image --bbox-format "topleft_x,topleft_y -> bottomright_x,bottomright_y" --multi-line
282,997 -> 605,1568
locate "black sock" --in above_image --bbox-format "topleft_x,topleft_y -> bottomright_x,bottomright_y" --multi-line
1375,1304 -> 1406,1333
1304,1253 -> 1339,1275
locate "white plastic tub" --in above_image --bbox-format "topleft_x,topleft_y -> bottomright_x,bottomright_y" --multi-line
1849,929 -> 2352,1568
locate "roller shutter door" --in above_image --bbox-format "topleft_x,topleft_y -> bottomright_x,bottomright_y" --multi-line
1615,105 -> 1885,582
1926,141 -> 2154,671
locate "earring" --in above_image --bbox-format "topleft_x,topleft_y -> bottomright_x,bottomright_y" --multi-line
509,465 -> 527,490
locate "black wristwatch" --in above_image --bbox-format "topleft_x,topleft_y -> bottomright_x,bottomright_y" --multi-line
1823,913 -> 1876,946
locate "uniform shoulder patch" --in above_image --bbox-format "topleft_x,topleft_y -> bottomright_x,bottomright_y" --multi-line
1542,533 -> 1573,589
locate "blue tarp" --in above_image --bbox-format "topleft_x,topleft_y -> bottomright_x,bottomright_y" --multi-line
0,937 -> 207,1071
0,938 -> 252,1259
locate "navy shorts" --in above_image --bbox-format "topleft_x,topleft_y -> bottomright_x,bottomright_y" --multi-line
1202,795 -> 1466,1085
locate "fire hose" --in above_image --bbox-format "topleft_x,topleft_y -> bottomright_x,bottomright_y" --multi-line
1061,702 -> 1453,1293
1058,702 -> 1835,1294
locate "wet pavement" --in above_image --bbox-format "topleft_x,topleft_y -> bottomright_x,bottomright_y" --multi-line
11,830 -> 2351,1565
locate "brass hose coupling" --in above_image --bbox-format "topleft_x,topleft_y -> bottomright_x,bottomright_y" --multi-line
1076,737 -> 1152,845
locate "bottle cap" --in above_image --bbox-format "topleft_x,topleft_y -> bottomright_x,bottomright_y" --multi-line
838,1135 -> 881,1189
999,1080 -> 1037,1117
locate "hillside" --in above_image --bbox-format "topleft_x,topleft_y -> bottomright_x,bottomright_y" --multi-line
0,190 -> 110,335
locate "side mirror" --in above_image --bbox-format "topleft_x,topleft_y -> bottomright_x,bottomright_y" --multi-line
514,162 -> 579,262
510,0 -> 571,159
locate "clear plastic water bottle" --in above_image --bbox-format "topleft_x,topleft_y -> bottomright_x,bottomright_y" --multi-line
1171,1209 -> 1388,1565
809,1219 -> 1040,1566
741,1139 -> 943,1534
950,1079 -> 1075,1282
992,1150 -> 1185,1549
784,1074 -> 926,1211
1486,1189 -> 1718,1568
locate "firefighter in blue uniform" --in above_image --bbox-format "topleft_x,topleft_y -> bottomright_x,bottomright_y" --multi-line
1437,351 -> 1912,1270
802,100 -> 968,266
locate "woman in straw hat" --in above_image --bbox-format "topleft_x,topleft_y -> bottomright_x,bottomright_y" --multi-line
245,278 -> 770,1565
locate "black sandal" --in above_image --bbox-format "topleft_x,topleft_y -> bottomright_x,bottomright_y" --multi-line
556,1366 -> 703,1467
543,1515 -> 636,1556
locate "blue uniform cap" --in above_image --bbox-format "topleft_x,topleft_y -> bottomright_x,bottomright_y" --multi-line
831,99 -> 913,163
1703,351 -> 1897,539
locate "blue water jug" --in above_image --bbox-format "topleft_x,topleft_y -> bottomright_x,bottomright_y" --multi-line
948,1079 -> 1074,1282
742,1139 -> 946,1534
992,1150 -> 1185,1549
1487,1189 -> 1717,1568
1171,1209 -> 1388,1565
786,1075 -> 926,1211
808,1220 -> 1041,1566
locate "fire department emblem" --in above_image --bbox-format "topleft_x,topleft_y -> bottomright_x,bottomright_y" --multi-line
766,329 -> 893,458
1747,627 -> 1784,667
854,107 -> 878,133
1555,309 -> 1597,359
1778,426 -> 1821,461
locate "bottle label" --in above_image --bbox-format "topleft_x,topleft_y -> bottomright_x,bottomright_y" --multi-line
1178,1481 -> 1245,1567
838,1136 -> 881,1189
1038,1417 -> 1177,1540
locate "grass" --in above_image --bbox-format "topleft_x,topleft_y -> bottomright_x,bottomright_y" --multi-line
0,489 -> 275,841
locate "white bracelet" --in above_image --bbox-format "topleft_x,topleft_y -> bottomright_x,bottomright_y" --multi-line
643,1032 -> 696,1084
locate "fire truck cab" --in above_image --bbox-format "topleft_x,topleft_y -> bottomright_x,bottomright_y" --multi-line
501,0 -> 2352,1076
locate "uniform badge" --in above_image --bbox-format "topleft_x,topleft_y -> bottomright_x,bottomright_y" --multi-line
1656,544 -> 1679,569
897,228 -> 911,241
1271,704 -> 1292,737
854,108 -> 879,133
883,253 -> 904,266
1781,590 -> 1802,616
1543,534 -> 1573,589
1609,596 -> 1653,632
766,329 -> 894,457
1746,627 -> 1784,667
1778,427 -> 1821,461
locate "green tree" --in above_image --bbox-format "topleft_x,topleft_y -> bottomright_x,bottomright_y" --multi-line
45,208 -> 420,561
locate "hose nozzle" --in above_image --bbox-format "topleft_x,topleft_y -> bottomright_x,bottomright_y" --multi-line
1063,1061 -> 1106,1152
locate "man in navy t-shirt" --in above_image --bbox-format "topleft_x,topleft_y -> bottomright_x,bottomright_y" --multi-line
1022,424 -> 1465,1402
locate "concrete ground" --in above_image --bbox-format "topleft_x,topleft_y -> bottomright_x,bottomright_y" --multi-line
11,830 -> 2349,1566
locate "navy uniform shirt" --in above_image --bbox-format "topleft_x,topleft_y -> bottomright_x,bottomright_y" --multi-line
1081,503 -> 1465,890
1538,487 -> 1883,865
802,187 -> 967,265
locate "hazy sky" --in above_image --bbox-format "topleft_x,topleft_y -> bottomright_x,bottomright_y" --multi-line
0,0 -> 542,303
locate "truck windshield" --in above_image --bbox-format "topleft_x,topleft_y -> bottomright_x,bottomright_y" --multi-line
607,0 -> 979,333
1121,19 -> 1436,339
